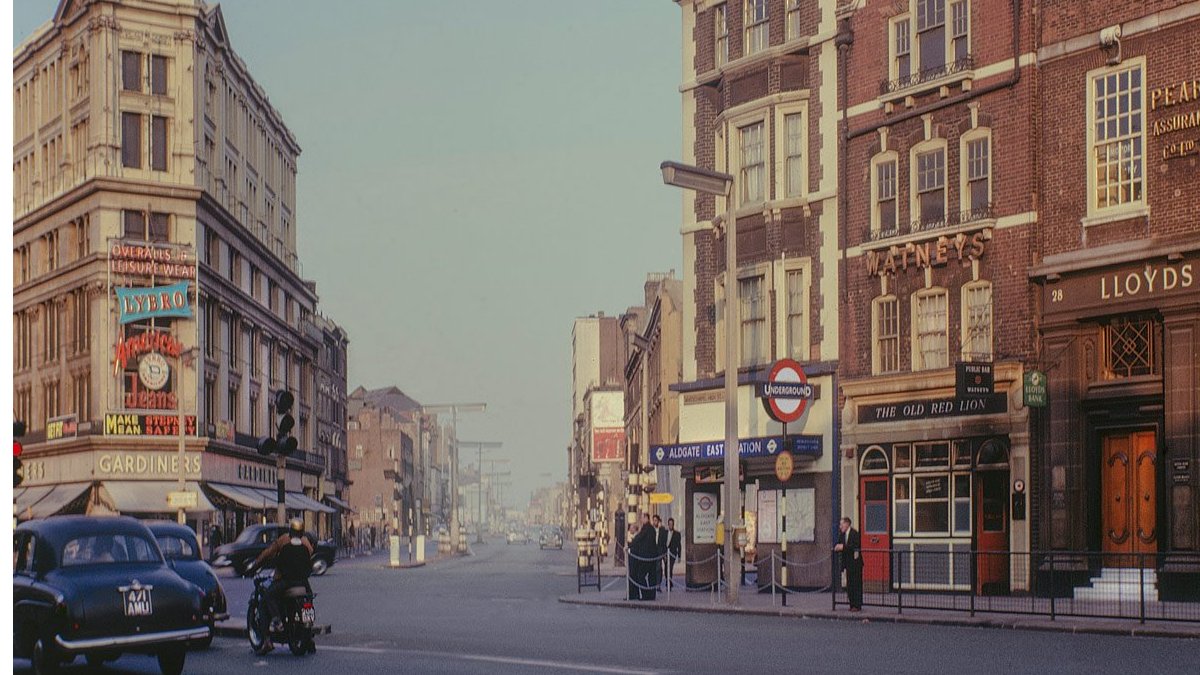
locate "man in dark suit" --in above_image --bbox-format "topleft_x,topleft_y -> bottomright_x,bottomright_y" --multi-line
652,515 -> 668,589
666,518 -> 682,589
629,514 -> 658,600
835,516 -> 863,611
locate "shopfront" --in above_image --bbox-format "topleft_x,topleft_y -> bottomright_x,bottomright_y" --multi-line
841,364 -> 1031,593
1033,244 -> 1200,598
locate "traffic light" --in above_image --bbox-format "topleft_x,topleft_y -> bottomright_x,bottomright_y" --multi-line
14,420 -> 26,488
257,390 -> 298,457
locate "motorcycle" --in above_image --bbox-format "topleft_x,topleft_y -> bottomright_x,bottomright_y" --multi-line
246,569 -> 318,656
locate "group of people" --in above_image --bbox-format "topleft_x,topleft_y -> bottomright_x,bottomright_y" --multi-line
626,513 -> 682,600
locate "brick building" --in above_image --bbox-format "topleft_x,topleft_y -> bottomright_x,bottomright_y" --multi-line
346,387 -> 421,539
666,0 -> 842,589
1030,1 -> 1200,598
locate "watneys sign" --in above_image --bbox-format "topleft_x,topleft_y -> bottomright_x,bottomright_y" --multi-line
865,230 -> 988,278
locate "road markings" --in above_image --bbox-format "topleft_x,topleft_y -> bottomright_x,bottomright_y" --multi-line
320,645 -> 662,674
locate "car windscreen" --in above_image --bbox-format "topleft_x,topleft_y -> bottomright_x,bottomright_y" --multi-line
156,534 -> 199,560
61,534 -> 162,566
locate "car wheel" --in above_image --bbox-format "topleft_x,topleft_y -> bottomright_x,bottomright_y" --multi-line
157,646 -> 187,675
197,623 -> 215,649
311,558 -> 328,576
31,637 -> 59,675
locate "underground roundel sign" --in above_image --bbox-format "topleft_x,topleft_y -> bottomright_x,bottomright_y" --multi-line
760,358 -> 812,424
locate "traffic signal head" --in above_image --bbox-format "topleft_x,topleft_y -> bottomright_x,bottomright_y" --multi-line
273,390 -> 294,415
278,412 -> 295,437
14,420 -> 26,458
15,457 -> 24,487
277,436 -> 298,457
256,436 -> 278,456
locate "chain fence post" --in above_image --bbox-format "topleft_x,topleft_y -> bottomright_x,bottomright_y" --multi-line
1139,553 -> 1146,625
1049,552 -> 1056,621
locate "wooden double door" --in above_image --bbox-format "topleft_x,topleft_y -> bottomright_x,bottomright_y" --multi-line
1101,430 -> 1158,565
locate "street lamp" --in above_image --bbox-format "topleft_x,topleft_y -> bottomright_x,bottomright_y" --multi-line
660,160 -> 741,604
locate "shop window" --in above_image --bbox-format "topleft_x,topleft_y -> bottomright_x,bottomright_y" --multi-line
952,440 -> 971,468
894,477 -> 911,535
914,474 -> 950,534
1103,316 -> 1159,379
894,444 -> 912,470
953,474 -> 971,534
914,441 -> 950,470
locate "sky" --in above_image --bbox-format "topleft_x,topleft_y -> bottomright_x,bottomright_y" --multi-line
12,0 -> 685,509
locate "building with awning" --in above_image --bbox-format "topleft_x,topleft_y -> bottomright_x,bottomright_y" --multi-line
96,481 -> 216,516
14,483 -> 91,521
205,483 -> 334,515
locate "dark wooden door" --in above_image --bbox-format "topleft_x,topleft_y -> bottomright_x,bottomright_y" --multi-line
1102,430 -> 1158,565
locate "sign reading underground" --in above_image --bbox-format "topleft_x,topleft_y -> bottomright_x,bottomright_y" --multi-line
757,359 -> 814,424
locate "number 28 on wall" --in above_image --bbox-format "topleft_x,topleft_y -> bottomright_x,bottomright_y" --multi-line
1050,288 -> 1064,303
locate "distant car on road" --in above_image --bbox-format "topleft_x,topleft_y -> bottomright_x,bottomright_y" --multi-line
13,516 -> 209,675
539,527 -> 564,550
505,529 -> 530,545
211,524 -> 337,576
145,521 -> 228,647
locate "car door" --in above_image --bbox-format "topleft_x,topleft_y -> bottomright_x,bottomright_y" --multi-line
13,532 -> 52,656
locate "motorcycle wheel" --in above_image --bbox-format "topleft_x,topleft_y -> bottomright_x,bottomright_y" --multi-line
311,558 -> 328,576
246,602 -> 269,655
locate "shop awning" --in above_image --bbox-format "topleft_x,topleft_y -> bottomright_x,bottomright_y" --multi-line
323,495 -> 354,512
286,491 -> 336,514
206,483 -> 277,510
99,481 -> 215,514
19,483 -> 92,520
15,485 -> 55,520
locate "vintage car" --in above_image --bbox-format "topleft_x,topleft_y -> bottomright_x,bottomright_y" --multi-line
539,526 -> 564,550
211,523 -> 337,576
505,528 -> 530,545
13,516 -> 209,675
145,521 -> 229,647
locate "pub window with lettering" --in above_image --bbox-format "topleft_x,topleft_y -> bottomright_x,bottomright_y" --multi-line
1087,60 -> 1145,218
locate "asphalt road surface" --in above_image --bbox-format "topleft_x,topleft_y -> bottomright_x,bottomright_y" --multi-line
14,539 -> 1198,674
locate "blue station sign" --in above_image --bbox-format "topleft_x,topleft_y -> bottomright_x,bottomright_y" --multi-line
650,434 -> 822,466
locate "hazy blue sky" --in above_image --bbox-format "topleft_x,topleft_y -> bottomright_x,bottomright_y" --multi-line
13,1 -> 684,508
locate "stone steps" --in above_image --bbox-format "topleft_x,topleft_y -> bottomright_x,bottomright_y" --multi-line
1074,567 -> 1159,603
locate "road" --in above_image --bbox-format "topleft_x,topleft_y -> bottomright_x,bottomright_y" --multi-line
15,539 -> 1198,674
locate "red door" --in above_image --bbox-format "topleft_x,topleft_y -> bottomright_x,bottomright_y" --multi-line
859,476 -> 890,592
975,471 -> 1009,594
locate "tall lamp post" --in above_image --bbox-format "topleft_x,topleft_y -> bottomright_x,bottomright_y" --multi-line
421,403 -> 486,553
660,161 -> 740,604
458,441 -> 502,543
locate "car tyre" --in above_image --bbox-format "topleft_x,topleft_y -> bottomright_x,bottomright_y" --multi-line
31,637 -> 59,675
311,558 -> 328,576
157,647 -> 186,675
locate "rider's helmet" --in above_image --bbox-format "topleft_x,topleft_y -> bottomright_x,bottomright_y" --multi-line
289,518 -> 304,535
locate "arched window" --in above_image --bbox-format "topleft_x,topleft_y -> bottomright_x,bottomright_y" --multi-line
860,446 -> 891,474
976,438 -> 1009,467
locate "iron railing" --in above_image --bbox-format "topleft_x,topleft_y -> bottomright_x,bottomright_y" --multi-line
832,548 -> 1200,623
880,56 -> 975,96
870,205 -> 994,243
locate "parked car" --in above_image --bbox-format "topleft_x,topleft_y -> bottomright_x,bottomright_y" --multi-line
13,516 -> 209,675
145,521 -> 228,647
211,524 -> 337,576
505,529 -> 530,545
539,527 -> 564,550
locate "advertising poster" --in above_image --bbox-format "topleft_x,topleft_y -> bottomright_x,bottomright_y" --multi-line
693,491 -> 718,544
591,428 -> 625,463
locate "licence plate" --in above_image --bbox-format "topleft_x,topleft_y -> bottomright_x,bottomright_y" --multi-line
301,607 -> 316,624
123,588 -> 153,617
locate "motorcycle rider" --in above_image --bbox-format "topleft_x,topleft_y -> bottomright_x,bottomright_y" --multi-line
251,518 -> 314,641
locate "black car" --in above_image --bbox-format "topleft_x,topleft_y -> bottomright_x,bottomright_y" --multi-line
145,521 -> 229,647
13,516 -> 209,675
211,524 -> 337,576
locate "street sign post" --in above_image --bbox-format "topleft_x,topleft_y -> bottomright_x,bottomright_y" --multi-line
166,490 -> 197,509
758,359 -> 814,424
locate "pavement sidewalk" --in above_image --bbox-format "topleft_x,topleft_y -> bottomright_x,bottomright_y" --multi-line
559,582 -> 1200,640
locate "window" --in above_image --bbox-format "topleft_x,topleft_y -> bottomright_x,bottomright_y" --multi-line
914,473 -> 950,534
228,383 -> 238,427
739,122 -> 765,205
15,313 -> 32,370
151,115 -> 168,171
892,17 -> 912,81
71,289 -> 90,355
916,0 -> 946,73
249,390 -> 260,435
744,0 -> 769,57
203,299 -> 218,358
121,50 -> 141,92
44,230 -> 59,273
961,281 -> 992,361
739,274 -> 768,366
121,112 -> 142,168
953,474 -> 971,534
61,535 -> 159,566
951,1 -> 969,62
784,113 -> 804,198
123,211 -> 145,240
1103,316 -> 1159,378
150,55 -> 168,96
228,316 -> 240,369
914,288 -> 949,370
875,158 -> 898,235
1089,62 -> 1145,213
786,0 -> 803,40
44,379 -> 61,421
894,476 -> 912,535
204,379 -> 215,426
72,371 -> 90,419
785,268 -> 805,359
248,327 -> 259,374
916,149 -> 946,227
872,295 -> 900,374
964,135 -> 990,216
122,210 -> 169,242
43,300 -> 61,363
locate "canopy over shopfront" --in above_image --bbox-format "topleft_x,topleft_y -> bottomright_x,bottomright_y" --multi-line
323,495 -> 354,512
205,483 -> 334,514
14,483 -> 91,521
97,481 -> 215,514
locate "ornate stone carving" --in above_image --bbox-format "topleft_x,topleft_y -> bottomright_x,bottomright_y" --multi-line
1083,337 -> 1096,382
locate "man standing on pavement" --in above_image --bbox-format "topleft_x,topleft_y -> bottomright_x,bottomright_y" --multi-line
666,518 -> 682,589
835,516 -> 863,611
652,515 -> 668,589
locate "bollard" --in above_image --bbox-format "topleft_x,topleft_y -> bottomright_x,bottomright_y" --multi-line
389,535 -> 401,568
416,534 -> 426,563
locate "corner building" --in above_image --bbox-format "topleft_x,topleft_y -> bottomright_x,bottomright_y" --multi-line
13,0 -> 339,540
667,0 -> 843,589
1031,1 -> 1200,598
837,0 -> 1038,593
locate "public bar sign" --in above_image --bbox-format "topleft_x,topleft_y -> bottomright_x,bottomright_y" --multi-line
956,361 -> 994,398
858,394 -> 1007,424
650,434 -> 822,466
104,413 -> 197,436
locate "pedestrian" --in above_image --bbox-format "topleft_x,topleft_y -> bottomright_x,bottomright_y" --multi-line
628,514 -> 658,601
369,525 -> 377,550
209,523 -> 223,561
348,522 -> 357,555
835,516 -> 863,611
666,518 -> 682,589
652,515 -> 668,589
